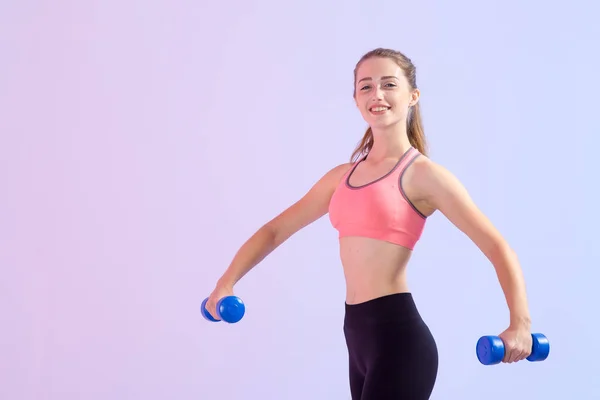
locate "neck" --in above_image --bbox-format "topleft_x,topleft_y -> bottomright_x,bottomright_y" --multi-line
368,122 -> 412,161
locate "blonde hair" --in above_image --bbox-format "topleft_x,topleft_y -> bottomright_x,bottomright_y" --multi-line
350,48 -> 428,162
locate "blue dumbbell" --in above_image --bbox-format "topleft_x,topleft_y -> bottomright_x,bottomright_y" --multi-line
476,333 -> 550,365
201,295 -> 245,323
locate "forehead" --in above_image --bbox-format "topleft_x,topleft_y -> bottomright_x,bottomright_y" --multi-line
356,57 -> 404,83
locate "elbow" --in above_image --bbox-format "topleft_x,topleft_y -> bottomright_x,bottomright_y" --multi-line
262,222 -> 282,247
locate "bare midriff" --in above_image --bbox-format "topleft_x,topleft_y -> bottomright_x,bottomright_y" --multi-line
339,236 -> 413,305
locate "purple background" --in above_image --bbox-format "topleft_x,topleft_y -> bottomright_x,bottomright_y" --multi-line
2,0 -> 598,399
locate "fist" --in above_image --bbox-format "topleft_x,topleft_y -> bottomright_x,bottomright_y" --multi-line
204,284 -> 235,321
499,327 -> 533,363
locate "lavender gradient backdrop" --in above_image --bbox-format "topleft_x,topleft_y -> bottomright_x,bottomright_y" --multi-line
2,1 -> 599,399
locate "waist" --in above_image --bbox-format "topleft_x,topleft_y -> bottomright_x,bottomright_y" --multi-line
344,292 -> 422,327
339,236 -> 412,304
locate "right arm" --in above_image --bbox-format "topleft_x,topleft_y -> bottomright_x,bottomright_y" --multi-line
215,162 -> 351,290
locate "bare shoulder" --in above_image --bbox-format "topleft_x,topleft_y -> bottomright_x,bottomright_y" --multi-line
324,162 -> 354,185
265,161 -> 353,243
406,155 -> 509,255
299,161 -> 354,205
405,156 -> 463,208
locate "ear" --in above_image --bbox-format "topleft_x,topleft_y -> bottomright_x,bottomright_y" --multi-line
409,89 -> 420,107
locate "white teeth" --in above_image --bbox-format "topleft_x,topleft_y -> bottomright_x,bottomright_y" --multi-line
371,107 -> 389,112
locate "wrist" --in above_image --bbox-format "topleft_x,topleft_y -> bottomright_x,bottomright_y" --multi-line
510,314 -> 531,330
217,277 -> 235,290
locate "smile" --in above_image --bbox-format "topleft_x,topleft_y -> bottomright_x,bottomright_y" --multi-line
369,106 -> 391,114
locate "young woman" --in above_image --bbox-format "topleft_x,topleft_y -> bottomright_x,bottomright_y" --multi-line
205,48 -> 533,399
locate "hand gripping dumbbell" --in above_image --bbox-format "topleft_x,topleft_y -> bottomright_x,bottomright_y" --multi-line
476,332 -> 550,365
201,295 -> 245,323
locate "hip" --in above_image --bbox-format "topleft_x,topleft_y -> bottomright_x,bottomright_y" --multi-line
343,292 -> 424,328
343,292 -> 438,358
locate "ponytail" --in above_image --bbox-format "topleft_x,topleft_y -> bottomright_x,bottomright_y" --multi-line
350,127 -> 374,163
407,102 -> 428,156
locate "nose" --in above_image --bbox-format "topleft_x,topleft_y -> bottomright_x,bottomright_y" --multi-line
371,85 -> 384,101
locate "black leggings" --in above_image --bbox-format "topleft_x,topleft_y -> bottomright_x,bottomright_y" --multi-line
343,293 -> 438,400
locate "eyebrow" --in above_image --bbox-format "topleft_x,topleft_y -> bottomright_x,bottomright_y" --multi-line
357,76 -> 399,84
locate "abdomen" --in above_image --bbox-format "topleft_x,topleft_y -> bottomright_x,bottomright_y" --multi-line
339,236 -> 413,304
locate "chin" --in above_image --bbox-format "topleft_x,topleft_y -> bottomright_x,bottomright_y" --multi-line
368,118 -> 401,130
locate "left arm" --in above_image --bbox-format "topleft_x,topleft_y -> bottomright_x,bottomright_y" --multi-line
412,159 -> 532,361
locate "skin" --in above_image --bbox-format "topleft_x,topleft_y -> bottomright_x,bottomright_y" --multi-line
206,56 -> 533,364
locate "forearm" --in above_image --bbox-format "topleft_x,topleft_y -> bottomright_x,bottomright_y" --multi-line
217,224 -> 279,289
489,244 -> 531,329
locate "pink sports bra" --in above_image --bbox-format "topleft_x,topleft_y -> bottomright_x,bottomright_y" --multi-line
328,147 -> 427,250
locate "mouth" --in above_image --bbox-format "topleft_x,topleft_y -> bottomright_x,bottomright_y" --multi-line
369,106 -> 391,115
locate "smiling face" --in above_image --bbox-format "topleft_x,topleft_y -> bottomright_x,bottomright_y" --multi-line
353,56 -> 419,130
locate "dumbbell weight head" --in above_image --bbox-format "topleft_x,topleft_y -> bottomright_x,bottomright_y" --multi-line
527,333 -> 550,362
201,297 -> 220,322
476,335 -> 505,365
